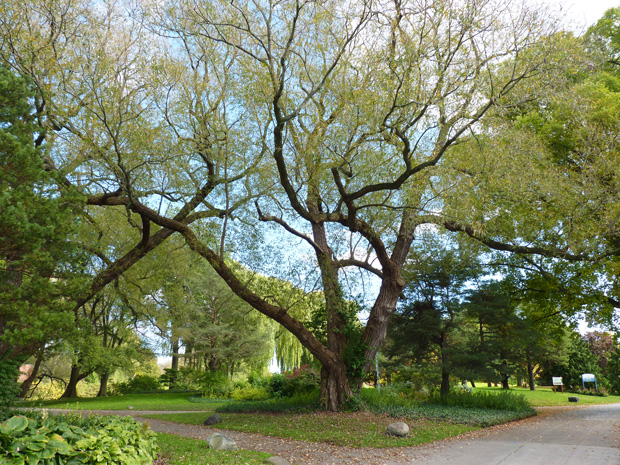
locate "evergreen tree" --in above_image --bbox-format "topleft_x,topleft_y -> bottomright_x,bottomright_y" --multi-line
0,65 -> 85,362
541,334 -> 602,390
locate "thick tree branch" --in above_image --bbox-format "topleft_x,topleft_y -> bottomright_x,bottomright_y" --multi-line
442,220 -> 590,261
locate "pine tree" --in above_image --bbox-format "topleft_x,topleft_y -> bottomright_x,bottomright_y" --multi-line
0,65 -> 85,362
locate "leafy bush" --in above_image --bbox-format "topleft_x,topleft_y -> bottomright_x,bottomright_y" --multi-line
269,365 -> 319,398
426,389 -> 533,413
268,374 -> 287,398
0,359 -> 21,421
230,386 -> 270,402
113,375 -> 161,394
217,392 -> 320,413
0,414 -> 158,464
247,372 -> 271,389
361,387 -> 535,427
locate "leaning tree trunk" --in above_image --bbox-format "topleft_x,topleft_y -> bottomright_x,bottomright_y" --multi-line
19,353 -> 42,398
61,365 -> 82,398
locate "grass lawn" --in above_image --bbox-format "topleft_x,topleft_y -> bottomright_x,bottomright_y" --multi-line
15,392 -> 222,411
156,433 -> 273,465
144,411 -> 477,448
476,386 -> 620,406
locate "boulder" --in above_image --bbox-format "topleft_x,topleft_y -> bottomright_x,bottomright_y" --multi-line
568,397 -> 579,402
265,457 -> 292,465
207,433 -> 238,451
204,414 -> 223,426
387,421 -> 409,437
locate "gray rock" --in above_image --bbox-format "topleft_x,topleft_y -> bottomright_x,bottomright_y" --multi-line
265,457 -> 292,465
207,432 -> 238,450
204,414 -> 223,426
387,421 -> 409,437
127,406 -> 135,410
569,396 -> 579,402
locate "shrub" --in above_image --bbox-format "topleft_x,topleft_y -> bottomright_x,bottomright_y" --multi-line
217,392 -> 321,413
113,375 -> 161,394
427,389 -> 533,413
269,374 -> 287,398
198,372 -> 234,399
270,365 -> 320,398
0,414 -> 158,464
230,386 -> 270,402
247,372 -> 271,389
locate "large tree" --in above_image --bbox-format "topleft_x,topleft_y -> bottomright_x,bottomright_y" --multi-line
388,234 -> 482,396
0,0 -> 563,410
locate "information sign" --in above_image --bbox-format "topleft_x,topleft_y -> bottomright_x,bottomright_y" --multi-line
552,377 -> 563,386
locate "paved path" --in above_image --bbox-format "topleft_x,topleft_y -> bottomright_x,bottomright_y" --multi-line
40,405 -> 620,465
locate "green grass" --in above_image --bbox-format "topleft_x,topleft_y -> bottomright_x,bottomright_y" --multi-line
16,392 -> 220,411
475,386 -> 620,407
156,433 -> 273,465
144,411 -> 477,448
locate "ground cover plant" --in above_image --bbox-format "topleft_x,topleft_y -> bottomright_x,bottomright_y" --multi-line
156,433 -> 272,465
361,389 -> 535,427
16,392 -> 215,412
0,413 -> 157,464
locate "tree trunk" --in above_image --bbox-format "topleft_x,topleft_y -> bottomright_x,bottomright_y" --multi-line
171,337 -> 179,371
527,358 -> 536,391
170,337 -> 179,388
185,341 -> 193,368
440,367 -> 450,397
320,363 -> 353,412
61,365 -> 82,398
501,373 -> 510,389
97,372 -> 110,397
19,354 -> 42,398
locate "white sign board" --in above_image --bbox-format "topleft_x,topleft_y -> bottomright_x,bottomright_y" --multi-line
582,373 -> 596,382
552,377 -> 563,386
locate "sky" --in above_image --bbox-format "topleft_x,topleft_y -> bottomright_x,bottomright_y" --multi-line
559,0 -> 619,29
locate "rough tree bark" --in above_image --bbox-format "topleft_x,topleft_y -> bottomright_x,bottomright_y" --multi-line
61,364 -> 90,398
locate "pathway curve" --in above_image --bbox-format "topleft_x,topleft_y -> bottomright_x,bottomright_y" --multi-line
40,405 -> 620,465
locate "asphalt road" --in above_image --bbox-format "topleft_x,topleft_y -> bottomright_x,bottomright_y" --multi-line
406,404 -> 620,465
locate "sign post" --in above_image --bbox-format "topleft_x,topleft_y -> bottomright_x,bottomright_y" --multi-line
552,377 -> 563,393
581,373 -> 598,392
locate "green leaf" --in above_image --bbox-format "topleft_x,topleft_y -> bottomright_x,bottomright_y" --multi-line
6,417 -> 29,433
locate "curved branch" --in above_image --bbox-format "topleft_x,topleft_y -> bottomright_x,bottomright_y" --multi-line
334,258 -> 383,279
442,220 -> 590,261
